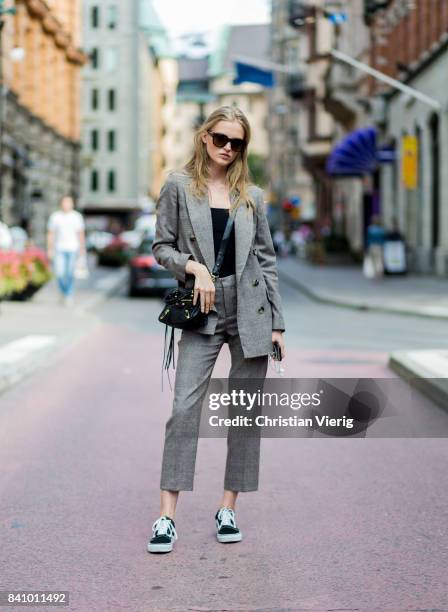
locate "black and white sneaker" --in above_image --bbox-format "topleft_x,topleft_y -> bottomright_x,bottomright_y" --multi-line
215,507 -> 243,543
147,515 -> 178,553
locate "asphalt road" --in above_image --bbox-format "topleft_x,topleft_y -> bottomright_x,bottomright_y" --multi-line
1,277 -> 447,611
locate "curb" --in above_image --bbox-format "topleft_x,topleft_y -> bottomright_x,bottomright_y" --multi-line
0,267 -> 128,398
73,267 -> 128,312
278,266 -> 448,321
388,351 -> 448,413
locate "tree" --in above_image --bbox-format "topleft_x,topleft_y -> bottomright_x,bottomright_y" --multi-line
247,153 -> 268,187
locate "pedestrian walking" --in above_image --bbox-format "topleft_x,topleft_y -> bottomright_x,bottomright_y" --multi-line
46,195 -> 86,306
364,215 -> 386,279
148,105 -> 286,553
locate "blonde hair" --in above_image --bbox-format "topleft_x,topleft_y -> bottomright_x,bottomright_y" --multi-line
183,105 -> 256,212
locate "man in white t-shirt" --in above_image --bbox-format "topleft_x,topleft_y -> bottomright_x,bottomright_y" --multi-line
46,195 -> 86,306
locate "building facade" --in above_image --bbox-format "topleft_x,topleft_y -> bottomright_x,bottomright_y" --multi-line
1,0 -> 87,247
369,0 -> 448,275
269,0 -> 336,232
323,0 -> 448,275
79,0 -> 160,229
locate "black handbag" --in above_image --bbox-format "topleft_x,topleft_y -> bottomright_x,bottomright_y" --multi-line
159,208 -> 236,389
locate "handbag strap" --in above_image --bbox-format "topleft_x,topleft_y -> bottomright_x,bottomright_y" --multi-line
210,208 -> 236,282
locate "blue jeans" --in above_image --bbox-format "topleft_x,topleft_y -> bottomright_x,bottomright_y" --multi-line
53,250 -> 78,297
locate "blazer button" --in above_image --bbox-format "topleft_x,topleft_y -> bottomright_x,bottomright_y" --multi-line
257,306 -> 264,314
252,279 -> 259,287
190,235 -> 196,241
252,248 -> 257,255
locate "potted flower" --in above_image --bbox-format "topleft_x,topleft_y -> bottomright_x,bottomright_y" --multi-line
0,247 -> 52,302
21,247 -> 53,298
0,250 -> 28,300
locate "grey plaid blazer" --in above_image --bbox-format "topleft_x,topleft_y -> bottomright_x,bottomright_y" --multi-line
152,171 -> 286,358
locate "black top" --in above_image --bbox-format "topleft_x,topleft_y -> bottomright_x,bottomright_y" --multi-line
210,207 -> 236,277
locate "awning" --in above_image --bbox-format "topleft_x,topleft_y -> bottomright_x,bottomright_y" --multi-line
326,126 -> 395,177
233,61 -> 275,87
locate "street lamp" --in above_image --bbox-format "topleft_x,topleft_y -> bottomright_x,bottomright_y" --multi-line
0,0 -> 17,222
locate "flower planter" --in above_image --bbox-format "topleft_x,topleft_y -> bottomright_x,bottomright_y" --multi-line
0,247 -> 52,305
7,282 -> 42,301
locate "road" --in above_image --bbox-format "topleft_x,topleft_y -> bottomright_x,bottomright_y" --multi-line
1,276 -> 447,611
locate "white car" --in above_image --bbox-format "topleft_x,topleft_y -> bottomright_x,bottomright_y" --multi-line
86,231 -> 114,251
134,214 -> 157,240
120,230 -> 142,249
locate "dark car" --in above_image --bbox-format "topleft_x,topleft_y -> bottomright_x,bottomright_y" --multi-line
128,236 -> 177,297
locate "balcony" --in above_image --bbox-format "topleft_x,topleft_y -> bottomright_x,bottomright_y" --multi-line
286,73 -> 308,100
363,0 -> 390,24
288,0 -> 314,28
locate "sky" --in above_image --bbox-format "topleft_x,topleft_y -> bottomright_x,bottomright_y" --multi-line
152,0 -> 270,46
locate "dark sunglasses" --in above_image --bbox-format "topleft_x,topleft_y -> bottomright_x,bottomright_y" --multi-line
207,131 -> 246,153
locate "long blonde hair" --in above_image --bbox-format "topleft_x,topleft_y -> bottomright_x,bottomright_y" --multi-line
183,105 -> 256,212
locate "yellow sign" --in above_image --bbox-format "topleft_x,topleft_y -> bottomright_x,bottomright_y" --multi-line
402,135 -> 418,190
291,207 -> 301,220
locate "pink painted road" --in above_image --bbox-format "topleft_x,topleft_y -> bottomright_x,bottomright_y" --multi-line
1,307 -> 448,611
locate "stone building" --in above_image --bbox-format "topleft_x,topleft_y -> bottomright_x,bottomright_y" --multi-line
0,0 -> 87,247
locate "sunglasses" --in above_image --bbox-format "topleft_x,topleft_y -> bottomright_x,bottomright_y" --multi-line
207,131 -> 246,153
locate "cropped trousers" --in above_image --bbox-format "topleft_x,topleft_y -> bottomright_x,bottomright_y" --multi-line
159,273 -> 269,492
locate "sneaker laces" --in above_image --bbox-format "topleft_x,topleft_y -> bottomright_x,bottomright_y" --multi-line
152,516 -> 177,539
218,507 -> 236,527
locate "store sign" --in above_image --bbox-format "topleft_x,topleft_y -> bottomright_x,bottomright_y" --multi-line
402,135 -> 418,190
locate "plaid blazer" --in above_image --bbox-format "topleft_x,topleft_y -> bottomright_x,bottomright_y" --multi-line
152,171 -> 286,358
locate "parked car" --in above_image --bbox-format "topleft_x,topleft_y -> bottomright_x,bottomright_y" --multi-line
97,234 -> 133,267
128,236 -> 177,297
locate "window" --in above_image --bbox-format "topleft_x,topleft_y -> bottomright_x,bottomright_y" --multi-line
90,47 -> 99,69
108,89 -> 116,110
91,129 -> 99,151
107,130 -> 116,151
90,170 -> 99,192
91,88 -> 99,110
91,6 -> 99,28
107,5 -> 118,29
105,47 -> 118,72
107,170 -> 116,192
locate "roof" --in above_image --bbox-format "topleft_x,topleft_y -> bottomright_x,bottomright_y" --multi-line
178,56 -> 210,82
209,23 -> 271,78
139,0 -> 175,59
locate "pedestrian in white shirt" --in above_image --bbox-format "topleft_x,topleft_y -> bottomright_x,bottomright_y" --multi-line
46,195 -> 86,306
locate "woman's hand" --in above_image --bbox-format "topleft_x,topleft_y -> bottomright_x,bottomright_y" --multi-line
186,260 -> 216,314
272,330 -> 285,360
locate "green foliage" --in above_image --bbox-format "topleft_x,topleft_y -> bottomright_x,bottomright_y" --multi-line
248,153 -> 268,187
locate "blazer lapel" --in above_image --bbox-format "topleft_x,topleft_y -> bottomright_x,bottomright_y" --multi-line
234,201 -> 253,285
185,191 -> 215,274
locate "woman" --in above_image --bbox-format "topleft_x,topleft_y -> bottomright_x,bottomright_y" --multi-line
148,106 -> 286,553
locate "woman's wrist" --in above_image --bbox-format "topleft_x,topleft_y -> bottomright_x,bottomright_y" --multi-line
185,259 -> 205,276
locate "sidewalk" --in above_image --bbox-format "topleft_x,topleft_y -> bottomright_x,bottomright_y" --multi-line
277,256 -> 448,319
0,253 -> 128,397
278,256 -> 448,411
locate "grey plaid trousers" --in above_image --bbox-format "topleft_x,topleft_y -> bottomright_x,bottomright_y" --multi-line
159,273 -> 269,492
